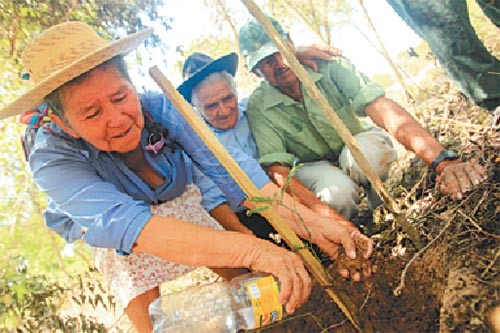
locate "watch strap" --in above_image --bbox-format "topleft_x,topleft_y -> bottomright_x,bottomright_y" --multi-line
431,149 -> 459,171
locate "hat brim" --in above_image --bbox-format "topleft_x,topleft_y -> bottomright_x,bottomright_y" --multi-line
178,53 -> 238,103
0,27 -> 153,120
246,42 -> 279,71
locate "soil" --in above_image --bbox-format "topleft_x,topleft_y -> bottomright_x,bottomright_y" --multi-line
254,121 -> 499,333
96,93 -> 497,333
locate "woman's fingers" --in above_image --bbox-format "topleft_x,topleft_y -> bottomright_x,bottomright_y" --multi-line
249,241 -> 311,314
277,253 -> 311,314
286,267 -> 306,313
333,226 -> 357,259
336,253 -> 373,281
352,231 -> 374,259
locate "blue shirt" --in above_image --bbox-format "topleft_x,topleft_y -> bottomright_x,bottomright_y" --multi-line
210,99 -> 258,159
30,93 -> 269,253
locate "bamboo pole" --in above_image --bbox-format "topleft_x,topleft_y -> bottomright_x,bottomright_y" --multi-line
240,0 -> 423,250
149,66 -> 370,332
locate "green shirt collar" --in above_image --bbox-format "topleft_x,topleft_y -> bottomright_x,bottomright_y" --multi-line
261,68 -> 323,109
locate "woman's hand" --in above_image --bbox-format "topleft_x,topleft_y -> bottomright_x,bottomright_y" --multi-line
295,44 -> 342,72
315,204 -> 374,259
255,181 -> 373,282
136,215 -> 311,314
436,159 -> 487,200
243,238 -> 312,314
308,218 -> 373,281
336,231 -> 374,282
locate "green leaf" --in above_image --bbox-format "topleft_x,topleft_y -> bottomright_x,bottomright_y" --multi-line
247,206 -> 270,215
247,196 -> 273,203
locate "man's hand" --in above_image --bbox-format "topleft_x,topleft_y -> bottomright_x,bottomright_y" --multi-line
436,159 -> 487,200
308,218 -> 373,281
295,44 -> 342,72
364,97 -> 488,201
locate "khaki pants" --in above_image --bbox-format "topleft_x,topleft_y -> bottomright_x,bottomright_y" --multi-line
295,129 -> 397,219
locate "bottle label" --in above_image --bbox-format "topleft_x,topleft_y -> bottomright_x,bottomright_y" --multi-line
243,275 -> 283,327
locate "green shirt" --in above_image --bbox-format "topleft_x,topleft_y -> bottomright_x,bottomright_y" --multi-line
246,57 -> 385,167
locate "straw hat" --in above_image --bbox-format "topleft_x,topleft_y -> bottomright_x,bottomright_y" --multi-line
0,21 -> 153,120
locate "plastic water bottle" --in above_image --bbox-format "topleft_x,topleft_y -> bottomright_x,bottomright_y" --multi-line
149,273 -> 283,333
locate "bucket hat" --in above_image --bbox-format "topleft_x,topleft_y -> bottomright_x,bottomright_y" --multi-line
177,52 -> 238,103
238,16 -> 288,71
0,21 -> 153,120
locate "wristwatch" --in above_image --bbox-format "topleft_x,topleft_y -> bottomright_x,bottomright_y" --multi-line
431,149 -> 459,171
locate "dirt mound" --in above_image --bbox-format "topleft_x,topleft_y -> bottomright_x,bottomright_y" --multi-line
257,110 -> 499,332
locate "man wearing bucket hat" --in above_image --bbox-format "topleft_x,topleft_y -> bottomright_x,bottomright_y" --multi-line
2,21 -> 373,331
238,16 -> 488,215
178,51 -> 373,248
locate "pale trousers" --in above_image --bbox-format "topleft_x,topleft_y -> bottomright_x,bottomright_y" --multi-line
295,129 -> 397,219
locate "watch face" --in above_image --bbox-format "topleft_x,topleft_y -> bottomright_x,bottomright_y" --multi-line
444,149 -> 459,159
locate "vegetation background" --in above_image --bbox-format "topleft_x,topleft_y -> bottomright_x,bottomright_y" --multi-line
0,0 -> 497,332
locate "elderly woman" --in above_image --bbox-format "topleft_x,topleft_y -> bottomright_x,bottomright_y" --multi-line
1,22 -> 372,332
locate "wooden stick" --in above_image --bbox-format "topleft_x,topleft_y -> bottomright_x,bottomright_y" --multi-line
240,0 -> 423,250
149,66 -> 369,332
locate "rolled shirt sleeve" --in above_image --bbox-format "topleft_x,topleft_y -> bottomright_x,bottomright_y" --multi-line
31,93 -> 270,253
245,58 -> 386,164
326,57 -> 385,116
44,201 -> 84,243
30,131 -> 152,253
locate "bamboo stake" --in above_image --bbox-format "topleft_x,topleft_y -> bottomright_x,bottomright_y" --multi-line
240,0 -> 423,250
149,66 -> 370,333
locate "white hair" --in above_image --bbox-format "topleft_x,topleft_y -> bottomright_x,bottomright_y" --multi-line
191,71 -> 238,110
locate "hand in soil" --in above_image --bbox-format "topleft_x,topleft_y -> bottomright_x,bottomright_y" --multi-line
436,159 -> 487,200
308,217 -> 374,281
345,226 -> 374,259
335,234 -> 374,281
